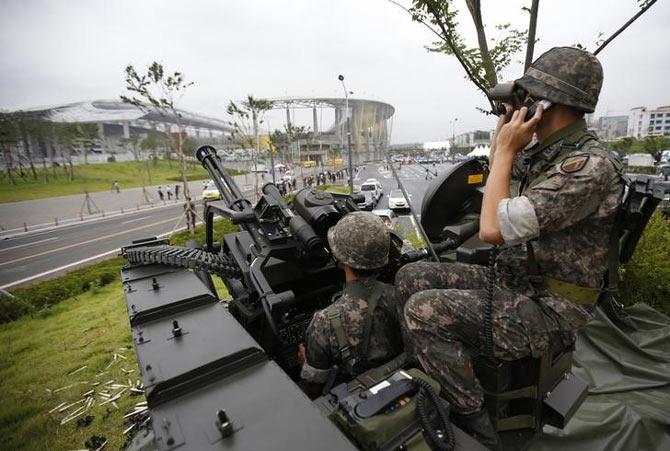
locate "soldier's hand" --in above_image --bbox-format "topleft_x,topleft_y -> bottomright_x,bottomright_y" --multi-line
494,105 -> 543,155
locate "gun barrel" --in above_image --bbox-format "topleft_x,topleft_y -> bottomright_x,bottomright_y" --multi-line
196,145 -> 248,210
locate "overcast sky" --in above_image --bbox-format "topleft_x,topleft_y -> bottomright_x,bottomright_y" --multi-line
1,0 -> 668,143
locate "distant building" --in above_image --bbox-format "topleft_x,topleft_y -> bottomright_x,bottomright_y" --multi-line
597,116 -> 628,140
627,105 -> 670,138
453,130 -> 491,149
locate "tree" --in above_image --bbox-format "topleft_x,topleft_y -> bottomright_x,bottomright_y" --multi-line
122,135 -> 142,160
270,123 -> 309,163
121,62 -> 196,232
391,0 -> 658,114
77,123 -> 100,164
53,123 -> 80,180
227,96 -> 273,196
0,113 -> 20,184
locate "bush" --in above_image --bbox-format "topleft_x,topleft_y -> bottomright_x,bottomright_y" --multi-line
1,257 -> 125,324
619,212 -> 670,316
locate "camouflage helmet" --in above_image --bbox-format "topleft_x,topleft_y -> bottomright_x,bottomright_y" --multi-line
515,46 -> 603,113
327,211 -> 389,270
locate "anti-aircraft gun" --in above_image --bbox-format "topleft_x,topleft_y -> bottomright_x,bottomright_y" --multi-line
120,145 -> 669,451
120,145 -> 473,450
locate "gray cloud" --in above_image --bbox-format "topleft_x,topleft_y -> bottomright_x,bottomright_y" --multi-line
1,0 -> 668,143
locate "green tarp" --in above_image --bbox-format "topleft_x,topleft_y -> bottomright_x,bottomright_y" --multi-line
533,304 -> 670,451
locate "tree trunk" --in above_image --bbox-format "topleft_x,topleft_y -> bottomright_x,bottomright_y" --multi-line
20,126 -> 38,179
524,0 -> 540,71
2,145 -> 15,184
465,0 -> 497,87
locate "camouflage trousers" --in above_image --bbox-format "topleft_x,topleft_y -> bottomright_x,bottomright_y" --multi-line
396,261 -> 569,415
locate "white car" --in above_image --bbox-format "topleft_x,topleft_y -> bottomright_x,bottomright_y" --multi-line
360,179 -> 383,201
202,180 -> 221,201
371,209 -> 398,228
388,189 -> 411,211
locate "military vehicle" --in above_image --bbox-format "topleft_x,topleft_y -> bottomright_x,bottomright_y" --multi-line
120,145 -> 667,450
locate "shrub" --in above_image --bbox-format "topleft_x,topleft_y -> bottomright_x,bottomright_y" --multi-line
1,257 -> 125,324
619,212 -> 670,316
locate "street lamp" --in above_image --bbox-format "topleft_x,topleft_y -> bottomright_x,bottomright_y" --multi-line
338,74 -> 354,193
450,118 -> 459,156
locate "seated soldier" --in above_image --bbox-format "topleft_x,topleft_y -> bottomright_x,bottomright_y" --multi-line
396,47 -> 625,449
299,211 -> 403,394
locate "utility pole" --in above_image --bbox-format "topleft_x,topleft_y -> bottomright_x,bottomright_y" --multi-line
339,74 -> 354,193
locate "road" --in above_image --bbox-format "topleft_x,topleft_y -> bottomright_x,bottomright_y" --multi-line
355,161 -> 454,231
0,162 -> 450,289
0,204 -> 196,289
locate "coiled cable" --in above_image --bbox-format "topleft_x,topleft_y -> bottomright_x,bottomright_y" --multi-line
484,247 -> 498,358
415,378 -> 455,451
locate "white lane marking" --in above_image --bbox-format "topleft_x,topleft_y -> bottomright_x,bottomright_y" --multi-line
0,248 -> 122,290
0,236 -> 59,253
0,217 -> 177,267
0,220 -> 201,290
122,216 -> 151,225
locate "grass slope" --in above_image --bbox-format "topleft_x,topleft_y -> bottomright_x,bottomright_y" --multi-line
0,281 -> 138,450
0,268 -> 230,451
0,160 -> 244,203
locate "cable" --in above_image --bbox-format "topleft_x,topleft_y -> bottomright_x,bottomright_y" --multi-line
484,246 -> 498,358
415,378 -> 455,451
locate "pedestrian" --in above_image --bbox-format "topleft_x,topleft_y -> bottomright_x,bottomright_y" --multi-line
184,197 -> 196,230
112,180 -> 120,194
175,184 -> 180,200
157,186 -> 164,201
292,177 -> 297,190
166,185 -> 173,200
398,46 -> 624,449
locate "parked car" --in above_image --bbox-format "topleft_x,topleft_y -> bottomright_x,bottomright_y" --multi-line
251,163 -> 268,173
357,191 -> 377,211
387,189 -> 411,211
201,180 -> 221,201
361,179 -> 383,201
371,209 -> 398,228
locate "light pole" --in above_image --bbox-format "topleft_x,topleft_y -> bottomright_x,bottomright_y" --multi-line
450,118 -> 459,156
338,74 -> 354,194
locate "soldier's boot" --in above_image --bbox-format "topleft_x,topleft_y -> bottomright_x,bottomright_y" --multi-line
452,409 -> 501,451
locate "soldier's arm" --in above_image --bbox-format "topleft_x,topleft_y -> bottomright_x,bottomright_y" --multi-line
300,310 -> 334,394
480,107 -> 542,244
497,152 -> 617,245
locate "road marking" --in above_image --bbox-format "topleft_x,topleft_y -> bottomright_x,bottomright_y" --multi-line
0,236 -> 59,253
0,217 -> 177,267
122,216 -> 151,225
0,219 -> 200,290
0,248 -> 122,290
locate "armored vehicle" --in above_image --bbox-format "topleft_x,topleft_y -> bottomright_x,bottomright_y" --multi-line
120,145 -> 667,450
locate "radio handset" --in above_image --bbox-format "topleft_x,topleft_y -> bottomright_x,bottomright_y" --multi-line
525,99 -> 552,121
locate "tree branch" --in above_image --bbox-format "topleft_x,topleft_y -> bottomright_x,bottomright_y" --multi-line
464,0 -> 497,86
524,0 -> 540,71
594,0 -> 657,55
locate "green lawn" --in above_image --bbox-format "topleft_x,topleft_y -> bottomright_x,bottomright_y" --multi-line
0,160 -> 244,203
0,270 -> 229,450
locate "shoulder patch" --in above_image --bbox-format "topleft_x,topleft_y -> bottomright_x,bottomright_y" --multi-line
560,155 -> 589,173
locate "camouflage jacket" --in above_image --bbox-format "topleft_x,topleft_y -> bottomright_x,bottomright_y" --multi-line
498,119 -> 625,327
301,278 -> 403,384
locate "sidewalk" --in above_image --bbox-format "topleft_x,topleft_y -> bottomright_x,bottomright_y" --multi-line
0,174 -> 270,235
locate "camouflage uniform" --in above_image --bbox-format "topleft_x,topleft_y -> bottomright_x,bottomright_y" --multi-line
301,279 -> 403,384
399,47 -> 625,415
301,211 -> 403,384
